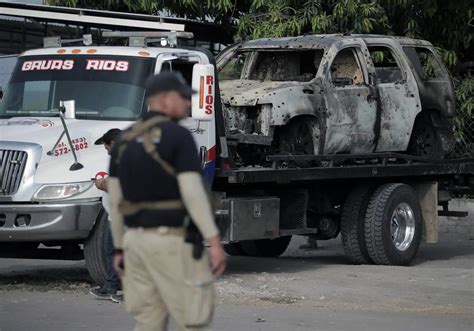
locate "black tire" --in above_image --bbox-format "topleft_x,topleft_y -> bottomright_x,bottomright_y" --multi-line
408,112 -> 445,159
223,242 -> 247,256
84,211 -> 108,285
240,236 -> 292,257
0,242 -> 39,258
275,117 -> 319,167
364,183 -> 422,266
341,186 -> 374,264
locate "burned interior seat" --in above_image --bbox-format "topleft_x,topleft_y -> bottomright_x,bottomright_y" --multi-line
331,49 -> 362,85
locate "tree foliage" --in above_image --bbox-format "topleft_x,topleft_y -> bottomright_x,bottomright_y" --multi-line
47,0 -> 250,26
452,75 -> 474,154
47,0 -> 472,65
237,0 -> 388,40
237,0 -> 472,66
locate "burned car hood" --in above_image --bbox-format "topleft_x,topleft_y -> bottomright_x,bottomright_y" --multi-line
220,80 -> 309,106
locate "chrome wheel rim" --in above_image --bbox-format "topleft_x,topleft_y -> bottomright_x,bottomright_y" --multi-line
390,203 -> 415,251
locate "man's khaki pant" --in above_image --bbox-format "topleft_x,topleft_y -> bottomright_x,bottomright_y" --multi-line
122,227 -> 215,331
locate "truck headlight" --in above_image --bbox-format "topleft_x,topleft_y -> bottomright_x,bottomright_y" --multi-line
33,182 -> 93,201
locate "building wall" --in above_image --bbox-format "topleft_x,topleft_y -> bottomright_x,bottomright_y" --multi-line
439,199 -> 474,238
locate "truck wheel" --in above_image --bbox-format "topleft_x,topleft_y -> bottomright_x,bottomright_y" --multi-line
364,184 -> 422,266
223,242 -> 247,256
84,211 -> 108,285
340,186 -> 374,264
275,117 -> 319,167
240,236 -> 292,257
408,112 -> 445,159
312,216 -> 340,240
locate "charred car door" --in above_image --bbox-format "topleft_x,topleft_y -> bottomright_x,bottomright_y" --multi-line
319,40 -> 377,154
402,45 -> 455,117
364,39 -> 421,152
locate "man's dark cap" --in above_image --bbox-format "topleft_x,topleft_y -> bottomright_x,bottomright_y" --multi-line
145,72 -> 196,99
94,128 -> 122,145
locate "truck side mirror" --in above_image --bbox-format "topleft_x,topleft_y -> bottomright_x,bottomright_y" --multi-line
60,100 -> 76,119
191,64 -> 215,122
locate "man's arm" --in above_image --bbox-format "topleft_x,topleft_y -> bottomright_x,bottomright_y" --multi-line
177,172 -> 225,277
108,176 -> 125,276
95,178 -> 108,192
108,177 -> 124,250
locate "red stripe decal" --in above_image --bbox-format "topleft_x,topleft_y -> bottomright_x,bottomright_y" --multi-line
207,145 -> 216,161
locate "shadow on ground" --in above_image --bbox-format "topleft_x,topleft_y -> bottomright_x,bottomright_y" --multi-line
0,261 -> 91,291
0,233 -> 472,291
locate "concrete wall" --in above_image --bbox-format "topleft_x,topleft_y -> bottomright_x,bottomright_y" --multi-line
439,199 -> 474,238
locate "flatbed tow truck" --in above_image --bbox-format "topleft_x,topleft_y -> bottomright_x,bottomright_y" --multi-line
213,153 -> 473,254
0,31 -> 472,283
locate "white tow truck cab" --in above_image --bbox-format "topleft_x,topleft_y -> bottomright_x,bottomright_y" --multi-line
0,32 -> 218,281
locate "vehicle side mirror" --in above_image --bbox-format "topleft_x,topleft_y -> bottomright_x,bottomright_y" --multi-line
191,64 -> 214,122
60,100 -> 76,119
0,87 -> 3,100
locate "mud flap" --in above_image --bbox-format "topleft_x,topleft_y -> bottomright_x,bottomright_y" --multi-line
412,181 -> 438,243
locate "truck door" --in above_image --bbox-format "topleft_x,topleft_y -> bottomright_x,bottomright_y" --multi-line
156,53 -> 217,183
320,40 -> 377,154
364,40 -> 421,152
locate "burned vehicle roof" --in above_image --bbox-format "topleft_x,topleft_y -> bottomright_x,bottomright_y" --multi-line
237,34 -> 433,50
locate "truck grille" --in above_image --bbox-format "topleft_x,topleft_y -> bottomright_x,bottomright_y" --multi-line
0,150 -> 28,196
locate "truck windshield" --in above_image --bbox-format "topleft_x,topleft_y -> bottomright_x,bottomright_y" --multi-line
219,49 -> 323,82
0,55 -> 155,120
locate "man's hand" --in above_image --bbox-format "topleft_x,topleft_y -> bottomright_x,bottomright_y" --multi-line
208,236 -> 226,278
113,252 -> 124,277
95,178 -> 108,192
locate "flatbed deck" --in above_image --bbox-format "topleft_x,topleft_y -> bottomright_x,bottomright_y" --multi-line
217,153 -> 474,185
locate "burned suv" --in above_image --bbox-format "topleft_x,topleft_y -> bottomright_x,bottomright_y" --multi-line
217,34 -> 455,166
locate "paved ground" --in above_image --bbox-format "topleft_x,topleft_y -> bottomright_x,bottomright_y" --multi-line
0,232 -> 473,331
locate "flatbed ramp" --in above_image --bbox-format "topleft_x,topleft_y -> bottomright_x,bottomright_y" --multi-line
217,154 -> 474,185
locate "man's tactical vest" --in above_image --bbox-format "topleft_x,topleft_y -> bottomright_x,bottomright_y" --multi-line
115,114 -> 207,259
115,115 -> 184,217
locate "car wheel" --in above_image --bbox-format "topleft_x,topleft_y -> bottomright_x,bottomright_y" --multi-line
275,117 -> 319,167
84,211 -> 108,285
408,112 -> 445,159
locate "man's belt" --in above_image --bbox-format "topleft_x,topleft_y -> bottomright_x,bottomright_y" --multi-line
119,199 -> 184,216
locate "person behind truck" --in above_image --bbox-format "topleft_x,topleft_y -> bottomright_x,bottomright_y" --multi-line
89,128 -> 123,303
108,72 -> 226,331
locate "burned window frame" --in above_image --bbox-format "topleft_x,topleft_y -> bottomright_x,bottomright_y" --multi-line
218,51 -> 252,81
367,44 -> 407,84
219,48 -> 325,82
402,46 -> 447,81
327,46 -> 369,87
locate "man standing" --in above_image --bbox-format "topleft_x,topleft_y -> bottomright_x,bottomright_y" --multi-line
108,72 -> 226,330
89,128 -> 123,303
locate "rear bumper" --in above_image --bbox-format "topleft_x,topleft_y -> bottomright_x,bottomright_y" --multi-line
0,200 -> 102,242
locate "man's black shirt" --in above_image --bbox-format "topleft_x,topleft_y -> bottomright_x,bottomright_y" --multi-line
109,111 -> 201,228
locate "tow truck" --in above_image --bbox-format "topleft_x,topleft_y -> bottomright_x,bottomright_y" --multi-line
0,32 -> 472,283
